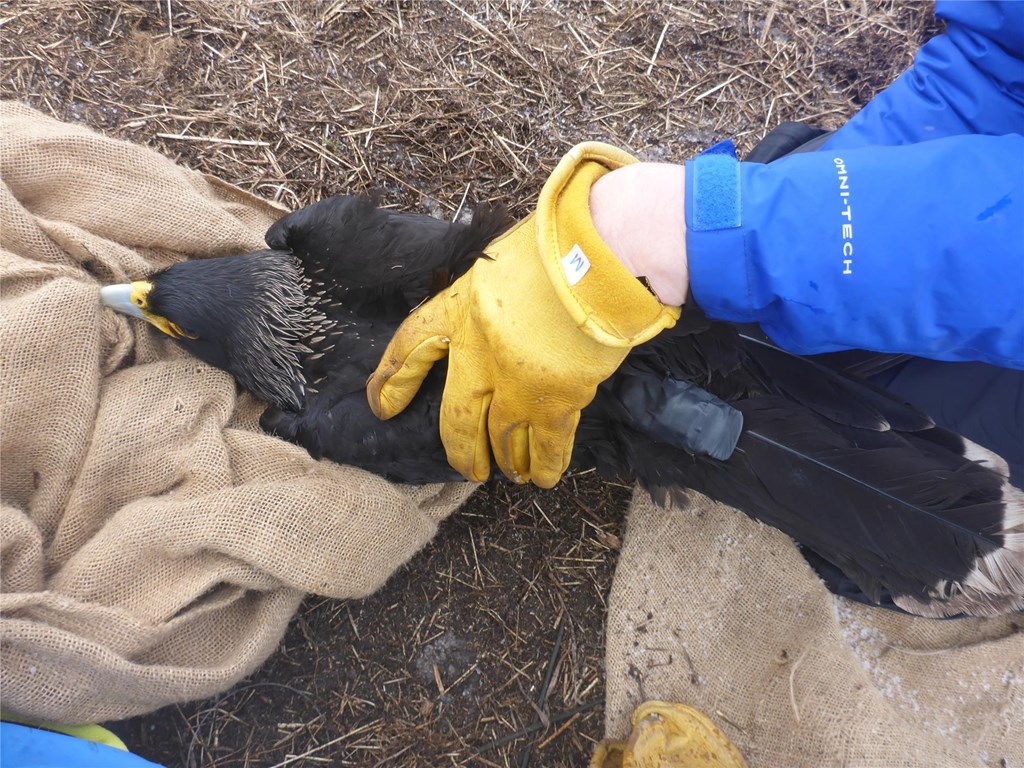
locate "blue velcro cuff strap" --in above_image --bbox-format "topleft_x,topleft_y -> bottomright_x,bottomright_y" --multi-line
690,148 -> 741,232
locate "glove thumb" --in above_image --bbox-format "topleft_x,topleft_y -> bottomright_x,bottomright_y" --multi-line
367,298 -> 452,420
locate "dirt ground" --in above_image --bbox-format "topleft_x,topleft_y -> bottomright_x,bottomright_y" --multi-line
1,1 -> 937,765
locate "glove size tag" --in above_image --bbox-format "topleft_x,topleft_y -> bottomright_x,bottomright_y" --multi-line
561,243 -> 591,286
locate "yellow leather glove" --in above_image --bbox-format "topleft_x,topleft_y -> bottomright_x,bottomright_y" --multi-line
366,142 -> 680,487
590,701 -> 747,768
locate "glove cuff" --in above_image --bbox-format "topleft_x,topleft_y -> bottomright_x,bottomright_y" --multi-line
536,141 -> 680,348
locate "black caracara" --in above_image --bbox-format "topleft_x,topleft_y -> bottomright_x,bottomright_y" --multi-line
101,194 -> 1023,619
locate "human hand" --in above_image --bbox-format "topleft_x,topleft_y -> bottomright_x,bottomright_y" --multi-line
366,143 -> 681,487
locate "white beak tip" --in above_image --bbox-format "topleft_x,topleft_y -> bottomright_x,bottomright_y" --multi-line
100,284 -> 144,319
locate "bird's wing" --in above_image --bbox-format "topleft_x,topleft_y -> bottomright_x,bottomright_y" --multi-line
265,195 -> 511,313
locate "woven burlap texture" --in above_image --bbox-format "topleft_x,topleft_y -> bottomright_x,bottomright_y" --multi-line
0,101 -> 475,724
605,490 -> 1024,767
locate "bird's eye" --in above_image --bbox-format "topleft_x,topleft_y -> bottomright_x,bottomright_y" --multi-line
133,297 -> 143,306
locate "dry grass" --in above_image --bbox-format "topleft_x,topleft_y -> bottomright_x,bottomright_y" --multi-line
1,1 -> 938,765
1,0 -> 938,212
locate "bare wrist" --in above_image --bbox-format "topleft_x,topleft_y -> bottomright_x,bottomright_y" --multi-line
589,162 -> 689,307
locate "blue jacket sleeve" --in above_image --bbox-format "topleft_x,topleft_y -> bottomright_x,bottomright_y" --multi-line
826,0 -> 1024,148
686,1 -> 1024,369
685,135 -> 1024,369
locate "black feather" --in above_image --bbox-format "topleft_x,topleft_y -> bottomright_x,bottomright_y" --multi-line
147,250 -> 314,410
258,195 -> 511,483
265,194 -> 511,316
738,334 -> 934,432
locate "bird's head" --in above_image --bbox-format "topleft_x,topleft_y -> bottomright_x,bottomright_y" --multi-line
100,250 -> 322,411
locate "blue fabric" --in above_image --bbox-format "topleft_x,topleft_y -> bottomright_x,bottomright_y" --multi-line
826,1 -> 1024,147
686,0 -> 1024,370
0,722 -> 164,768
697,139 -> 739,157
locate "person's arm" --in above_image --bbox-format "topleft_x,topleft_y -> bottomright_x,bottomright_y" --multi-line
685,135 -> 1024,368
595,1 -> 1024,368
596,136 -> 1024,369
826,0 -> 1024,149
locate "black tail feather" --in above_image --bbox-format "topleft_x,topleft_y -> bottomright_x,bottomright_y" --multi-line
584,322 -> 1023,618
739,333 -> 935,432
609,389 -> 1023,617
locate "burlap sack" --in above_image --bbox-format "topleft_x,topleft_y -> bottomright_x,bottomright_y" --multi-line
0,102 -> 475,723
605,491 -> 1024,767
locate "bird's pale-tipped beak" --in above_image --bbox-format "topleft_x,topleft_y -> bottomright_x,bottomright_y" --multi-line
100,283 -> 146,319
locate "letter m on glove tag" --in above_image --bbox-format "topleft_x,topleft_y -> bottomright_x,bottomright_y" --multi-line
562,244 -> 591,286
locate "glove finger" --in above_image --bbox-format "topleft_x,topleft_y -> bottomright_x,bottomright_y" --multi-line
485,398 -> 532,484
488,402 -> 578,487
367,305 -> 451,419
440,390 -> 493,482
527,412 -> 580,489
